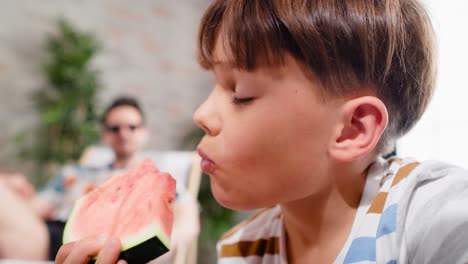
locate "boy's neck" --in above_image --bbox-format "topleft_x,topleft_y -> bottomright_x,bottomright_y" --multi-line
281,161 -> 370,264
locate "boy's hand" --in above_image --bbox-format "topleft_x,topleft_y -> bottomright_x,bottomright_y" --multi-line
55,236 -> 126,264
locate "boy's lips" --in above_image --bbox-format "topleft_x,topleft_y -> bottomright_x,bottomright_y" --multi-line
197,148 -> 215,173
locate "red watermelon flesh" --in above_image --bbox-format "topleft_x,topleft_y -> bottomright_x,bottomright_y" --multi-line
63,159 -> 176,263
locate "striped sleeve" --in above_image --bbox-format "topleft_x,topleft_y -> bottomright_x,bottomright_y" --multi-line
217,206 -> 284,264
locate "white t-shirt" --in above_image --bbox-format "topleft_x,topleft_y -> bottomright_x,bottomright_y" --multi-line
217,157 -> 468,263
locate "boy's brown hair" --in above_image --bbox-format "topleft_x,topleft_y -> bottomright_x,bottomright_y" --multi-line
197,0 -> 436,153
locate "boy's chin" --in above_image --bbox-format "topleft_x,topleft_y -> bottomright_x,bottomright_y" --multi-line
210,180 -> 273,211
213,191 -> 271,211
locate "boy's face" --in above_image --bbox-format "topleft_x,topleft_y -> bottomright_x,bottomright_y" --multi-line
102,106 -> 147,160
194,43 -> 342,210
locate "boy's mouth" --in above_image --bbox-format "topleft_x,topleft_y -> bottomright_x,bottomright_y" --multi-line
197,148 -> 215,173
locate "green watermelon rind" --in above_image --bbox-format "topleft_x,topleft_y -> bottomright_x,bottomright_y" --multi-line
63,196 -> 171,261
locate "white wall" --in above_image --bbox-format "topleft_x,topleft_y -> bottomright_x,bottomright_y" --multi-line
397,0 -> 468,168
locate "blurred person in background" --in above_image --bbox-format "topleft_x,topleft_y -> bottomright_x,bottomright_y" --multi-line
0,96 -> 199,262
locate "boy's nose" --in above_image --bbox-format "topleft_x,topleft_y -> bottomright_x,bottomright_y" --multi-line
193,91 -> 221,137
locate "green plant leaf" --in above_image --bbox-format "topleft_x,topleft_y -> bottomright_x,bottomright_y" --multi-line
15,18 -> 102,184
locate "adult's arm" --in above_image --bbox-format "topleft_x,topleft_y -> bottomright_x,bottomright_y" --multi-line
0,180 -> 49,260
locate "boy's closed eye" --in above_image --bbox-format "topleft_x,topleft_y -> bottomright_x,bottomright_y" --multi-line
232,97 -> 254,105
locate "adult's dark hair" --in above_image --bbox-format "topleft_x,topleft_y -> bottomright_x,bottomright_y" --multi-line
101,96 -> 145,125
197,0 -> 436,153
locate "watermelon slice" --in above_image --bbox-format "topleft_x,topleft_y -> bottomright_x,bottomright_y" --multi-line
63,159 -> 176,263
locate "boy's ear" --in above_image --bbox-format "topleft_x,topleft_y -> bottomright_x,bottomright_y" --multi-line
329,96 -> 388,161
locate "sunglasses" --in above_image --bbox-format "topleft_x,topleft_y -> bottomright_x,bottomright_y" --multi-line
105,124 -> 143,133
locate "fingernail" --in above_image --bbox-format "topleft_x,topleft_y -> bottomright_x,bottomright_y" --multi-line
96,234 -> 107,244
105,237 -> 118,251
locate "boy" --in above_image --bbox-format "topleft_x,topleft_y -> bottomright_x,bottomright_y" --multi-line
56,0 -> 468,263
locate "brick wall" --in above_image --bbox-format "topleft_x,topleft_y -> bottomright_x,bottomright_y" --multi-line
0,0 -> 212,172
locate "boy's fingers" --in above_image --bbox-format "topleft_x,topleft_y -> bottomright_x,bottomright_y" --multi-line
65,236 -> 106,264
55,241 -> 76,264
96,237 -> 122,264
56,236 -> 106,264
